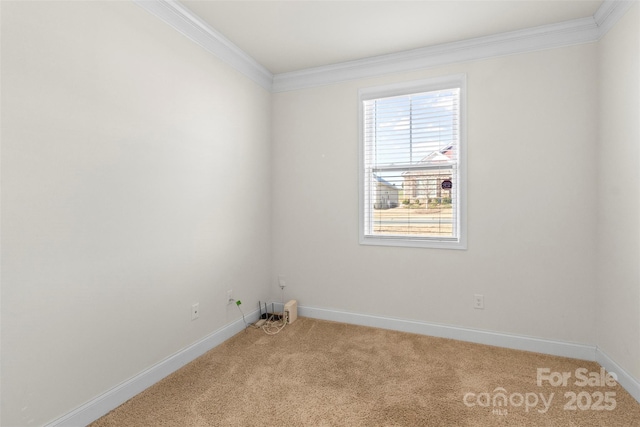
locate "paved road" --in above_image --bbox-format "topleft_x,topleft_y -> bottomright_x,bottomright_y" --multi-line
374,219 -> 453,225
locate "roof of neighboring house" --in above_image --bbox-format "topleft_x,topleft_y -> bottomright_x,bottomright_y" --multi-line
424,152 -> 452,163
422,144 -> 455,162
373,174 -> 397,188
401,145 -> 455,176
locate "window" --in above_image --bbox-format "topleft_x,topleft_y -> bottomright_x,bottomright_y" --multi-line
358,75 -> 466,249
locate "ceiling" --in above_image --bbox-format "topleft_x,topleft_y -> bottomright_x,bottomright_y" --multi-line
180,0 -> 603,75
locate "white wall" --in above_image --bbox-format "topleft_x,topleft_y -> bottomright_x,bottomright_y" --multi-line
596,3 -> 640,380
1,1 -> 271,426
272,44 -> 599,344
2,2 -> 639,426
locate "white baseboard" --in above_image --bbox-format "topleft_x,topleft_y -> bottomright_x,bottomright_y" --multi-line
299,305 -> 640,404
45,310 -> 259,427
45,305 -> 640,426
298,306 -> 597,360
596,347 -> 640,403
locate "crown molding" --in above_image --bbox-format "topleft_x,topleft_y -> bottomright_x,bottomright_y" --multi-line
272,0 -> 637,92
272,16 -> 600,92
594,0 -> 637,37
133,0 -> 273,91
134,0 -> 636,94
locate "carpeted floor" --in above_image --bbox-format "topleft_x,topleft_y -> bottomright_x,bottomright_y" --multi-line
91,318 -> 640,426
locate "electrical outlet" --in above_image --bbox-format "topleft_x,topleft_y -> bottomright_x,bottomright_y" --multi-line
278,275 -> 286,289
474,294 -> 484,310
226,289 -> 233,305
191,303 -> 199,320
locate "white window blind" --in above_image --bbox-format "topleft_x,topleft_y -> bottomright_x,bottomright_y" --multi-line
359,76 -> 466,249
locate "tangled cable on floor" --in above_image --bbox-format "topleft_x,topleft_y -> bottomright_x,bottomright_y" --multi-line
253,286 -> 288,335
261,311 -> 287,335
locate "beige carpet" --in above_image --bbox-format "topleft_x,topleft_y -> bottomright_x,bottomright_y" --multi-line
91,318 -> 640,426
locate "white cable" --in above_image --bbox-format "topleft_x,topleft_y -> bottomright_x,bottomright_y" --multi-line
258,319 -> 285,334
252,285 -> 289,335
262,311 -> 287,335
234,300 -> 249,331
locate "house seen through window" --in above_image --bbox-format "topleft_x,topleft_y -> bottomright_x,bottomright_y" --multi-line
359,75 -> 466,249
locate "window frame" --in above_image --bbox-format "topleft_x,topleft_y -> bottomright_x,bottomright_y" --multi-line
358,74 -> 467,250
